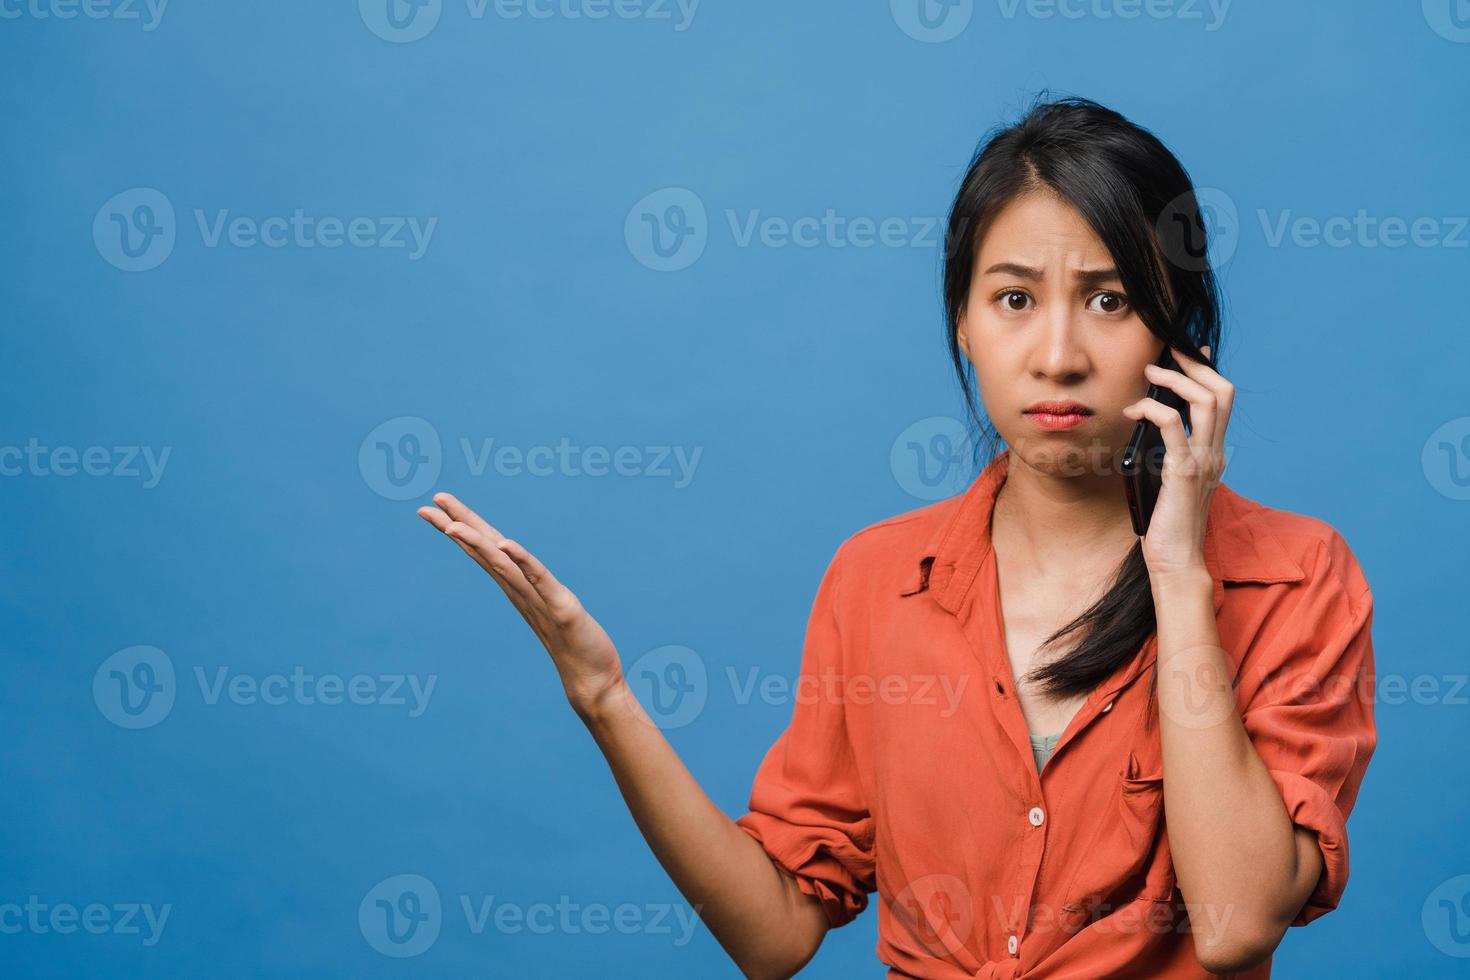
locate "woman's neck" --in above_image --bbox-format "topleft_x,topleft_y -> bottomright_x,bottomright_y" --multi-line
991,455 -> 1138,574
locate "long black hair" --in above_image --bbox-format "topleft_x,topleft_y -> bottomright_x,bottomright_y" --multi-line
942,92 -> 1223,704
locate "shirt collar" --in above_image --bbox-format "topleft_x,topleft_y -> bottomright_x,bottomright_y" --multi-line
897,447 -> 1306,612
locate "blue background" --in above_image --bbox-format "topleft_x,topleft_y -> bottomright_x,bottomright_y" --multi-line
3,1 -> 1468,976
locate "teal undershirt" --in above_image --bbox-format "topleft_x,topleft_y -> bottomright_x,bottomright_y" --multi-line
1030,732 -> 1062,774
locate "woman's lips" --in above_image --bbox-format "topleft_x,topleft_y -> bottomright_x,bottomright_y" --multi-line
1025,410 -> 1091,430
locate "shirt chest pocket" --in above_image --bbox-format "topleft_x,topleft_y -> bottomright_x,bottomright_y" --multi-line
1058,748 -> 1178,926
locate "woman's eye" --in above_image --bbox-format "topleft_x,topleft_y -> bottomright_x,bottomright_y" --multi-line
996,290 -> 1129,314
1089,291 -> 1130,315
998,289 -> 1031,312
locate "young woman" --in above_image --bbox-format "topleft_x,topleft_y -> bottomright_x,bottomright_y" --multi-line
417,96 -> 1376,979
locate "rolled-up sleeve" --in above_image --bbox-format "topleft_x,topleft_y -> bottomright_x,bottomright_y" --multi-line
735,544 -> 877,929
1238,547 -> 1377,928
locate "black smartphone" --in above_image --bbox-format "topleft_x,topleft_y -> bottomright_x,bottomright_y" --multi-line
1121,347 -> 1194,536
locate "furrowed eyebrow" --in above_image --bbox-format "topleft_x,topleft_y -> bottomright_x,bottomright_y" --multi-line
982,262 -> 1122,288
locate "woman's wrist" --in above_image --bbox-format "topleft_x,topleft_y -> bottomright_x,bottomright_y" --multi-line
568,674 -> 637,728
1149,562 -> 1219,670
1148,561 -> 1213,597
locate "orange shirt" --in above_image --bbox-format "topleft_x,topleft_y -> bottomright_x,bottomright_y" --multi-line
735,448 -> 1376,978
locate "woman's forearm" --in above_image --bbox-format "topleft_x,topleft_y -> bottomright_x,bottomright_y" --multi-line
415,497 -> 829,976
1151,568 -> 1321,974
573,681 -> 830,979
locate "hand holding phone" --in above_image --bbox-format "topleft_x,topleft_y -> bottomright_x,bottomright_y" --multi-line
1121,347 -> 1195,536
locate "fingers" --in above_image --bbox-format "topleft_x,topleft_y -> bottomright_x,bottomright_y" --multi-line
496,538 -> 576,616
416,504 -> 453,533
444,521 -> 535,595
1142,350 -> 1219,448
432,491 -> 503,540
1123,396 -> 1192,460
1169,344 -> 1234,448
415,496 -> 542,613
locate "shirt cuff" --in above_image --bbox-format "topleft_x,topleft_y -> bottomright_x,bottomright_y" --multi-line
735,813 -> 872,929
1268,768 -> 1350,927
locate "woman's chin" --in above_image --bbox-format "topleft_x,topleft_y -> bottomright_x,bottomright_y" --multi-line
1004,435 -> 1126,480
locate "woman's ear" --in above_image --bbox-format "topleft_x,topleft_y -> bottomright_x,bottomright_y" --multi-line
956,312 -> 971,361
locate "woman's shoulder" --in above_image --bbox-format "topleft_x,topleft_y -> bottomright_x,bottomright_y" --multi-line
835,495 -> 964,565
1214,482 -> 1371,605
802,496 -> 968,610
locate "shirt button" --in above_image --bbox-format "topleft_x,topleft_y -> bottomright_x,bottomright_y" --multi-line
1102,700 -> 1114,713
1028,806 -> 1045,826
1007,934 -> 1019,955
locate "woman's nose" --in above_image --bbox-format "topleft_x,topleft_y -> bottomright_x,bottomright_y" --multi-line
1030,319 -> 1090,381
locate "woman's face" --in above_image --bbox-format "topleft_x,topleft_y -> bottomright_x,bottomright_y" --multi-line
957,189 -> 1167,479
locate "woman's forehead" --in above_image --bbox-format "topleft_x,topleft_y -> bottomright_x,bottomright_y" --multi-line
976,195 -> 1115,267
